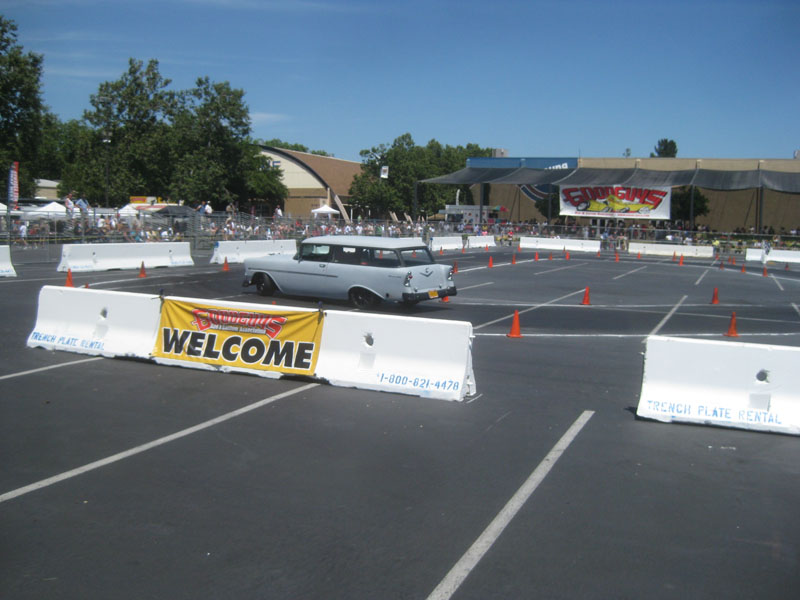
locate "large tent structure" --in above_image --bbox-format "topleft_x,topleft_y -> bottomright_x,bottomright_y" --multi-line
419,158 -> 800,231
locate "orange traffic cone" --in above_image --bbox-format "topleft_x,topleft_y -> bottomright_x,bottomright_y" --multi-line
485,245 -> 489,252
741,263 -> 746,273
637,252 -> 642,259
581,287 -> 591,305
672,251 -> 677,262
223,257 -> 230,271
565,251 -> 570,261
512,254 -> 517,265
439,247 -> 444,255
441,295 -> 449,303
762,266 -> 768,277
597,250 -> 601,258
679,255 -> 684,266
534,251 -> 539,261
65,269 -> 74,287
453,261 -> 458,274
83,283 -> 89,288
488,256 -> 494,268
138,262 -> 147,278
615,252 -> 620,262
711,287 -> 719,304
461,246 -> 465,254
724,312 -> 739,337
548,253 -> 553,260
507,310 -> 522,338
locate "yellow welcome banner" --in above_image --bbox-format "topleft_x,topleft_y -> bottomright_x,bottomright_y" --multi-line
153,299 -> 324,376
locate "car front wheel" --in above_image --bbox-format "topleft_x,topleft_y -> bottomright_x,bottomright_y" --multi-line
254,273 -> 275,296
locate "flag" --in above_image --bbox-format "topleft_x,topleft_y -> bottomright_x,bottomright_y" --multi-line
8,162 -> 19,210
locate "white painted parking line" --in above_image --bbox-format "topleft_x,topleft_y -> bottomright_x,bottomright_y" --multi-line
771,275 -> 784,292
614,266 -> 647,280
694,269 -> 709,286
648,295 -> 687,337
426,410 -> 595,600
0,382 -> 319,504
458,282 -> 494,291
474,289 -> 585,330
0,357 -> 104,381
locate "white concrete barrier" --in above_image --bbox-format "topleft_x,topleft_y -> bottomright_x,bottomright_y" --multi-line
0,245 -> 16,277
745,248 -> 800,265
745,248 -> 765,263
429,236 -> 464,252
628,242 -> 714,258
637,335 -> 800,435
26,286 -> 162,358
314,311 -> 475,401
57,242 -> 194,272
465,235 -> 497,249
26,288 -> 476,402
210,240 -> 297,264
519,236 -> 601,253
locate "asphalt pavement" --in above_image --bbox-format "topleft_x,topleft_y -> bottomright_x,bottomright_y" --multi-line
1,244 -> 799,599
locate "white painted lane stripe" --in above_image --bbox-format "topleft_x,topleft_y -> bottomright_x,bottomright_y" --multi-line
473,289 -> 585,330
0,357 -> 104,381
458,282 -> 494,291
793,303 -> 800,319
0,382 -> 319,504
648,295 -> 687,337
694,269 -> 709,286
771,275 -> 784,292
426,410 -> 595,600
614,266 -> 647,280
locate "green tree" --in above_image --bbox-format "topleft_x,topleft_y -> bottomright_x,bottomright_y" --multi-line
0,16 -> 44,199
73,58 -> 177,204
241,145 -> 288,212
350,133 -> 492,219
650,138 -> 678,158
670,186 -> 709,223
169,76 -> 251,208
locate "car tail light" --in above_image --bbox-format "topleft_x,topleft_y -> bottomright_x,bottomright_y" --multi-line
404,271 -> 413,287
448,267 -> 454,281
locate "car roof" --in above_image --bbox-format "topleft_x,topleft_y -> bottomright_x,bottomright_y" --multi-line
300,236 -> 427,250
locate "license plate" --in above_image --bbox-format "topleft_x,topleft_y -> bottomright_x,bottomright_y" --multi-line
428,290 -> 439,299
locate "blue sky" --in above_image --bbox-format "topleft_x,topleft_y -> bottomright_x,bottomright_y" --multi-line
5,0 -> 799,163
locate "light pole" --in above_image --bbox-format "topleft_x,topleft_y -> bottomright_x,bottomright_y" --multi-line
102,133 -> 111,207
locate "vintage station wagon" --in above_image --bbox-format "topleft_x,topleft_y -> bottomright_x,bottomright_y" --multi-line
242,235 -> 457,308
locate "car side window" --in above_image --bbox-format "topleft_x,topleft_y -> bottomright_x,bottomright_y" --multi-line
300,244 -> 331,262
399,248 -> 434,266
370,249 -> 400,268
334,246 -> 363,265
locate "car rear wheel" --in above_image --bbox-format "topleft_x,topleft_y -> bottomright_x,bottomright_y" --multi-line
348,287 -> 379,309
254,273 -> 275,296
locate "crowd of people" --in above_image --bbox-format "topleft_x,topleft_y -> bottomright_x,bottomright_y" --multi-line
5,202 -> 799,252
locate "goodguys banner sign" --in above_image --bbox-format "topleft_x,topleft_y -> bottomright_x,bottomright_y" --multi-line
153,300 -> 324,376
560,185 -> 671,220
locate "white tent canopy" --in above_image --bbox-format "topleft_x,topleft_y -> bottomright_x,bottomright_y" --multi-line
311,205 -> 339,217
24,201 -> 66,217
